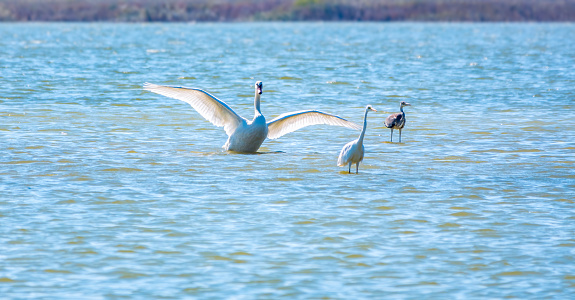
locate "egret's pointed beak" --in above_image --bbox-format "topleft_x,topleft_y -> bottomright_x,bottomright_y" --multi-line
404,103 -> 411,106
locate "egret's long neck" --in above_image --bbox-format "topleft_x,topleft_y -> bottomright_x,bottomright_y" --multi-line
400,105 -> 404,113
358,108 -> 370,144
254,91 -> 262,117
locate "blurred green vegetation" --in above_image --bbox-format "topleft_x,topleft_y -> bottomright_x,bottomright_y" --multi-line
0,0 -> 574,22
294,0 -> 324,7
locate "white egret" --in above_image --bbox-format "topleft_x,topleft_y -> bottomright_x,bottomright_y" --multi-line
337,105 -> 377,174
143,81 -> 361,153
384,101 -> 411,143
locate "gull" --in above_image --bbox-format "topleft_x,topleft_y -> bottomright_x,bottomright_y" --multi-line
337,105 -> 377,174
143,81 -> 361,153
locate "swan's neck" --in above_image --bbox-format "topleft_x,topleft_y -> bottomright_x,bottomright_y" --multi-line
254,92 -> 262,117
358,108 -> 369,144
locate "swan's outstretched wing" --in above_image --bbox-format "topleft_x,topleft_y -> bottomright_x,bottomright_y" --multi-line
143,83 -> 243,136
266,110 -> 362,140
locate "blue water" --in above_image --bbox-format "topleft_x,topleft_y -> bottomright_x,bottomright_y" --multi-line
1,22 -> 574,298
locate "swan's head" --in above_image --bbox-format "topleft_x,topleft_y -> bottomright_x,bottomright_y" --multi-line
400,101 -> 411,107
367,105 -> 377,112
255,81 -> 263,95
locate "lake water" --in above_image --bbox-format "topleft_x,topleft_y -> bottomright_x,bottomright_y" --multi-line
1,22 -> 574,298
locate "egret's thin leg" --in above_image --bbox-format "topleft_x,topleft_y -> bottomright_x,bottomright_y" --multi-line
356,162 -> 360,174
390,129 -> 394,142
348,161 -> 352,173
399,129 -> 402,143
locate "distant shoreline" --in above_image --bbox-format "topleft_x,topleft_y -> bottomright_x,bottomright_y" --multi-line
1,0 -> 574,22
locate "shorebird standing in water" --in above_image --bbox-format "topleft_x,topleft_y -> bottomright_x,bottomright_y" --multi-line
384,101 -> 411,143
338,105 -> 377,174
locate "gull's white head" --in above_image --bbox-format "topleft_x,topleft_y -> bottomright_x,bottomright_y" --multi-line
255,81 -> 263,95
367,105 -> 377,112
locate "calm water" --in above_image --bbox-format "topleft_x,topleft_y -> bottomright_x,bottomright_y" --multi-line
1,22 -> 574,298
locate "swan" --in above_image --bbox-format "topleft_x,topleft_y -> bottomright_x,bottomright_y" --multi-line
337,105 -> 377,174
384,101 -> 411,143
143,81 -> 361,153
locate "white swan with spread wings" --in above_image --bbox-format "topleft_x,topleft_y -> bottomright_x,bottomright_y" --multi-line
143,81 -> 361,153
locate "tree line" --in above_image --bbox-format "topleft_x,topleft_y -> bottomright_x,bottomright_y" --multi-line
1,0 -> 574,22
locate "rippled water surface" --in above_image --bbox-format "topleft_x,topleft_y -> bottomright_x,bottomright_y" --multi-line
1,22 -> 574,298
